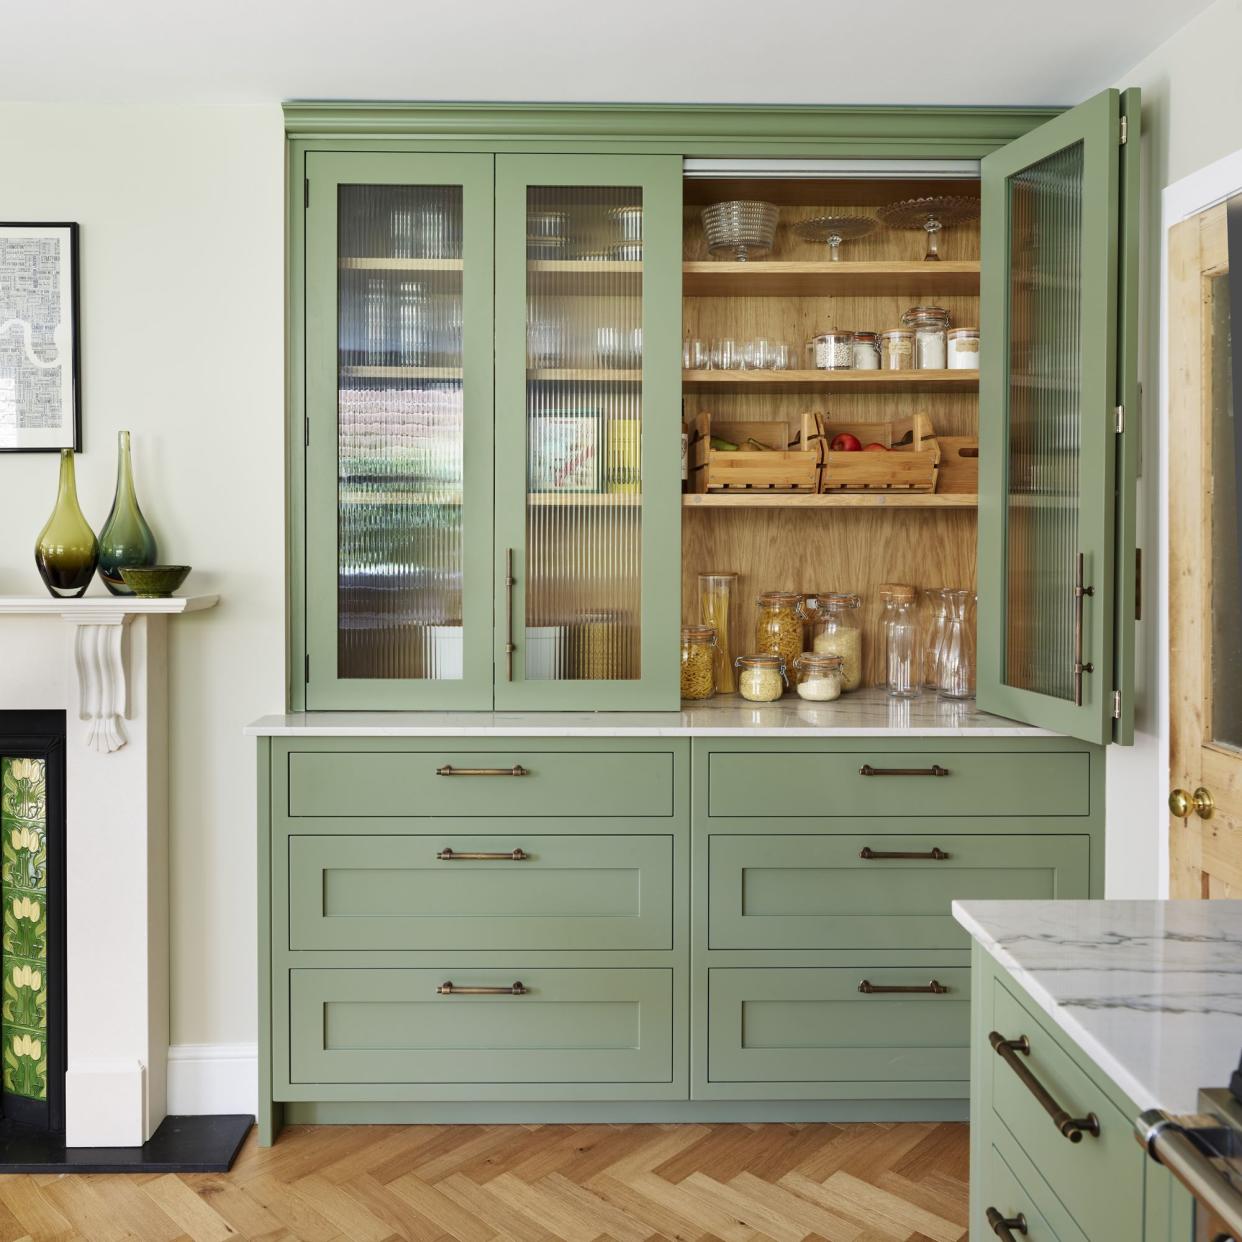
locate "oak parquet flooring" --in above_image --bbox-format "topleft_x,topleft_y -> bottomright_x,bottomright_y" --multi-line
0,1122 -> 969,1242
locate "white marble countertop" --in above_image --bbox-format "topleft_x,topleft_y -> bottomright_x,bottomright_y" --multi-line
953,899 -> 1242,1115
246,688 -> 1047,737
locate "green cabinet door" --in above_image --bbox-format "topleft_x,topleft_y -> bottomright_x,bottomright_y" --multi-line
303,151 -> 496,709
493,154 -> 683,710
977,89 -> 1140,745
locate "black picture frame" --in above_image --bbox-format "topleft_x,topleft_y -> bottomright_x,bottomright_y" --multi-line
0,223 -> 81,453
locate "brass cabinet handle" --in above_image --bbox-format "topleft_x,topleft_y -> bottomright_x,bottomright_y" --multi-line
859,763 -> 950,777
858,979 -> 949,994
990,1032 -> 1101,1142
435,764 -> 529,777
1168,786 -> 1214,820
504,547 -> 516,682
859,846 -> 950,861
1073,551 -> 1095,707
436,847 -> 529,861
985,1208 -> 1028,1239
437,981 -> 528,996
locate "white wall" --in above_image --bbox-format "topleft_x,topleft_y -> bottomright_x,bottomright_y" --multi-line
0,103 -> 284,1059
1104,0 -> 1242,896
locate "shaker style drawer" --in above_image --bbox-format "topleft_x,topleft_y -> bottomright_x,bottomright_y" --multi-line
989,981 -> 1140,1242
289,834 -> 673,951
982,1130 -> 1088,1242
708,967 -> 969,1088
286,748 -> 675,819
289,968 -> 673,1085
708,834 -> 1089,950
705,751 -> 1091,819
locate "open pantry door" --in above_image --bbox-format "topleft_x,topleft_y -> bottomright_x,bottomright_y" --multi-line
977,88 -> 1139,745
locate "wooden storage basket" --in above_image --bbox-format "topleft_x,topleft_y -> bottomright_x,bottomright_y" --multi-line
935,436 -> 979,494
815,412 -> 941,493
690,412 -> 821,493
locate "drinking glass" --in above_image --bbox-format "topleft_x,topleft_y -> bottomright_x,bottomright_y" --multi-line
683,337 -> 708,370
770,342 -> 792,371
935,589 -> 976,699
713,338 -> 741,370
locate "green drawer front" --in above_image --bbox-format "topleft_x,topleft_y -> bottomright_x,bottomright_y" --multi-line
709,834 -> 1089,950
706,751 -> 1091,818
287,749 -> 675,819
290,968 -> 673,1085
289,835 -> 673,951
990,980 -> 1141,1242
708,966 -> 970,1085
983,1132 -> 1087,1242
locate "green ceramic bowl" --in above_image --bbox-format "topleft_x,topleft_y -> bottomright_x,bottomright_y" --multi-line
118,565 -> 192,598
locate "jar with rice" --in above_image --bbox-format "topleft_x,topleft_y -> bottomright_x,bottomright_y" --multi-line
811,592 -> 863,690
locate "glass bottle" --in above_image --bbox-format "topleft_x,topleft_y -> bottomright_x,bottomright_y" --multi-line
936,589 -> 977,699
811,592 -> 863,690
754,591 -> 806,671
699,572 -> 738,693
921,588 -> 948,688
35,449 -> 99,599
98,430 -> 158,596
680,625 -> 717,700
885,585 -> 922,699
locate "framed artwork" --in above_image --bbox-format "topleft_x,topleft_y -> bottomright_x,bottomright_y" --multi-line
0,224 -> 80,452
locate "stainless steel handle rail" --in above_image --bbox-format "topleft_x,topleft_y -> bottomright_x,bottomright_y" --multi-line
1073,551 -> 1095,707
859,764 -> 950,777
858,979 -> 948,994
985,1208 -> 1028,1239
990,1031 -> 1101,1143
436,847 -> 529,861
435,764 -> 529,777
437,981 -> 528,996
504,547 -> 516,682
1137,1109 -> 1242,1238
859,846 -> 950,861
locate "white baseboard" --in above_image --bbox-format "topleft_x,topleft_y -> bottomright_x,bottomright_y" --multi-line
166,1043 -> 257,1115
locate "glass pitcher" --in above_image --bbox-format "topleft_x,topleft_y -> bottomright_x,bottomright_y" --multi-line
936,589 -> 977,699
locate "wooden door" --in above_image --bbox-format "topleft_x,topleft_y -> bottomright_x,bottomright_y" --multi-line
1168,202 -> 1242,897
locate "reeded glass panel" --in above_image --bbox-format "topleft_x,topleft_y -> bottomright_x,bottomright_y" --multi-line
337,185 -> 464,680
1003,143 -> 1085,700
524,186 -> 643,680
1208,271 -> 1242,749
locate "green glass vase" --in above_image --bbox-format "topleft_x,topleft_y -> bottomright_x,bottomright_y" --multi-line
34,449 -> 99,599
97,430 -> 157,596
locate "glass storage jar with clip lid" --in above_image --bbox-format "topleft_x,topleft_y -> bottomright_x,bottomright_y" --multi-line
811,592 -> 863,690
680,625 -> 717,700
792,652 -> 844,702
754,591 -> 806,671
901,306 -> 951,369
736,653 -> 787,702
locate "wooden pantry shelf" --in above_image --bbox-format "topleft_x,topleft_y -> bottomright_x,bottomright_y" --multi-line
682,260 -> 980,298
529,368 -> 642,382
527,259 -> 643,295
342,365 -> 463,380
339,257 -> 463,272
683,492 -> 979,510
683,369 -> 978,394
340,492 -> 640,508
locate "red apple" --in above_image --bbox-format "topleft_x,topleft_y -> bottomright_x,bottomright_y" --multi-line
829,433 -> 862,452
862,442 -> 889,452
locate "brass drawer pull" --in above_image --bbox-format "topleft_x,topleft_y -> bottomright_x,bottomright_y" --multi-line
859,763 -> 950,777
989,1031 -> 1101,1142
985,1208 -> 1028,1239
859,846 -> 950,861
858,979 -> 948,994
436,847 -> 529,861
437,981 -> 528,996
435,764 -> 529,777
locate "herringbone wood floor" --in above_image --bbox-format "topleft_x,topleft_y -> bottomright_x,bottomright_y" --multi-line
0,1121 -> 970,1242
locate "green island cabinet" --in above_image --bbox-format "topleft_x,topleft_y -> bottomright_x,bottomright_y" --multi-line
260,91 -> 1141,1142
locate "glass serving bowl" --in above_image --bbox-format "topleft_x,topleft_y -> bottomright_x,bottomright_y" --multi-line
701,201 -> 779,262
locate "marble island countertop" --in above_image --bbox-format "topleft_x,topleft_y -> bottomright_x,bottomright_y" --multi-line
246,687 -> 1046,736
954,899 -> 1242,1115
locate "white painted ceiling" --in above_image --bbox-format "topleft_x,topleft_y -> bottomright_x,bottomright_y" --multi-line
0,0 -> 1205,107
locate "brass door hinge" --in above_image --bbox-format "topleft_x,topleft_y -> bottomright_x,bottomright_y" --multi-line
1135,547 -> 1142,621
1120,115 -> 1128,145
1114,403 -> 1124,433
305,179 -> 310,208
304,416 -> 310,447
305,653 -> 310,683
1112,689 -> 1122,720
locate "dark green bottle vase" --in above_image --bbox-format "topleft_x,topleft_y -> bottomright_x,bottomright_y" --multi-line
98,430 -> 157,596
35,449 -> 99,599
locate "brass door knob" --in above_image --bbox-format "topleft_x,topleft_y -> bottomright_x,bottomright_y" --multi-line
1168,787 -> 1214,819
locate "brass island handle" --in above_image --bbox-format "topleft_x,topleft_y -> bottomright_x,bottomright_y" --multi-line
858,979 -> 948,994
436,764 -> 529,777
437,981 -> 528,996
990,1032 -> 1100,1142
985,1208 -> 1028,1239
859,763 -> 950,777
437,847 -> 529,861
859,846 -> 950,861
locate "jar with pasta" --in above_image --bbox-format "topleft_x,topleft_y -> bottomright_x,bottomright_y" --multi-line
811,591 -> 863,690
754,591 -> 806,670
735,653 -> 787,702
698,572 -> 738,693
792,652 -> 844,702
680,625 -> 717,700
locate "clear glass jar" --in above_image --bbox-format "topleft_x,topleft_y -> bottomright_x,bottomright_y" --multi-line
698,572 -> 738,693
808,330 -> 854,370
680,625 -> 717,700
736,653 -> 787,702
936,589 -> 977,699
792,652 -> 844,702
947,326 -> 980,370
920,587 -> 948,688
811,592 -> 863,691
901,306 -> 950,369
878,328 -> 914,371
884,585 -> 921,699
851,331 -> 880,370
755,591 -> 806,671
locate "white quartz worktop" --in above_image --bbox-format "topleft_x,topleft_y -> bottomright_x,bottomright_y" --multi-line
246,688 -> 1047,736
954,899 -> 1242,1115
